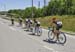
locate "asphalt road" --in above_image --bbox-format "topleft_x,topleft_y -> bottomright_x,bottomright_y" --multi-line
0,17 -> 75,52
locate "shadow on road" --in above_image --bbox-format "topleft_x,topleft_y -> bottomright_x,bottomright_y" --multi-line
22,27 -> 26,29
28,33 -> 41,37
43,39 -> 65,46
16,25 -> 21,27
24,29 -> 29,32
9,24 -> 14,26
43,39 -> 56,44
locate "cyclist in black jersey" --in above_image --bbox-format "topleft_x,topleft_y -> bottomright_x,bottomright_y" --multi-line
11,17 -> 14,26
51,17 -> 63,40
19,17 -> 22,26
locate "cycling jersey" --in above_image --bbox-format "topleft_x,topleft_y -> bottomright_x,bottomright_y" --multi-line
27,19 -> 32,24
53,21 -> 62,30
35,21 -> 40,27
57,21 -> 62,26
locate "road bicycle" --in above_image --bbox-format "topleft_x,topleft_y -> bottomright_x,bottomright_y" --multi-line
48,27 -> 66,44
33,26 -> 42,36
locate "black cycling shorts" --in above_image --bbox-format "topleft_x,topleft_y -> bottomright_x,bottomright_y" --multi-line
56,25 -> 62,30
36,24 -> 40,27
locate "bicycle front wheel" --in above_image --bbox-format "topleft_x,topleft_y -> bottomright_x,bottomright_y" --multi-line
37,28 -> 42,36
48,31 -> 55,40
58,32 -> 66,44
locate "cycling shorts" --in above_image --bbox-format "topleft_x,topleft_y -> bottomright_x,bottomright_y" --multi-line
36,24 -> 40,27
56,25 -> 62,30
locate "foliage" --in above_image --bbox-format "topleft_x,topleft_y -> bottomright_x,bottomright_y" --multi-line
7,0 -> 75,18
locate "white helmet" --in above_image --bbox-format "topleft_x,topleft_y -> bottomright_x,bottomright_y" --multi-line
57,21 -> 62,25
37,21 -> 40,24
30,20 -> 33,23
26,19 -> 28,21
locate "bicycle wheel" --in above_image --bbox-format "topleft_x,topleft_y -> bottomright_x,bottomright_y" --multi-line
48,31 -> 55,40
37,27 -> 42,36
58,32 -> 66,44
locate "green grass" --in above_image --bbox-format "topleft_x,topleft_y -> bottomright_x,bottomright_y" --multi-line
36,15 -> 75,32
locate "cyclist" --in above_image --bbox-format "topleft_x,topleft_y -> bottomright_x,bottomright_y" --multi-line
26,18 -> 33,31
28,18 -> 33,27
11,17 -> 14,26
33,19 -> 41,34
50,17 -> 62,40
25,18 -> 28,27
19,17 -> 22,26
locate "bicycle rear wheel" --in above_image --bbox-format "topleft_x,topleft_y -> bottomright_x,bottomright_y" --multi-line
58,32 -> 66,44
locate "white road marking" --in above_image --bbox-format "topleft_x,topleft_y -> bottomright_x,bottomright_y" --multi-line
43,46 -> 59,52
43,46 -> 54,50
0,22 -> 4,24
9,27 -> 17,31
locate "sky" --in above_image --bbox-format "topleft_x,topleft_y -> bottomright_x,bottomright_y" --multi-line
0,0 -> 50,11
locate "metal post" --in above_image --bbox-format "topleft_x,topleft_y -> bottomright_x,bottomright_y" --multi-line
38,1 -> 40,8
32,0 -> 34,18
44,0 -> 46,16
4,4 -> 6,11
4,4 -> 6,15
66,0 -> 68,15
44,0 -> 46,8
38,1 -> 40,17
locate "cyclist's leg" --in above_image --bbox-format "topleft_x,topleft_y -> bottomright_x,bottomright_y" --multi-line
36,26 -> 40,35
19,21 -> 21,26
56,25 -> 62,40
51,26 -> 60,41
12,20 -> 14,25
28,23 -> 32,31
30,23 -> 32,31
27,23 -> 29,30
20,20 -> 22,26
52,27 -> 57,40
28,23 -> 30,30
35,26 -> 38,33
34,24 -> 37,33
38,25 -> 41,32
25,22 -> 28,28
21,21 -> 22,26
37,24 -> 40,32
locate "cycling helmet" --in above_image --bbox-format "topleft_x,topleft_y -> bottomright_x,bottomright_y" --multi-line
37,21 -> 40,24
26,19 -> 28,21
30,20 -> 33,23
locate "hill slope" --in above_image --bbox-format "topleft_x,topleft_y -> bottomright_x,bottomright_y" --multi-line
37,15 -> 75,32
